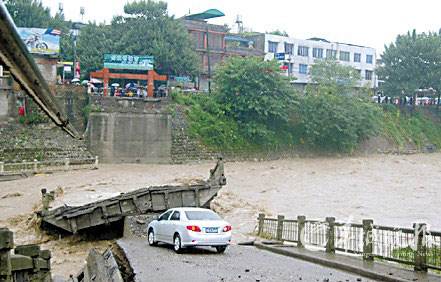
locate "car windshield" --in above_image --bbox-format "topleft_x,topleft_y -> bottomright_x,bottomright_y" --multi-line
185,211 -> 221,220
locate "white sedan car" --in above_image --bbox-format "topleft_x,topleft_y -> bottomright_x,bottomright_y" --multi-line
147,207 -> 232,253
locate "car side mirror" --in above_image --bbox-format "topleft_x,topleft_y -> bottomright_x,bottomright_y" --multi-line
153,215 -> 159,221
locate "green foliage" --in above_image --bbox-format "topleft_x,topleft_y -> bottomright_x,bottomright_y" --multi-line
214,57 -> 297,143
267,30 -> 289,37
173,92 -> 250,150
26,99 -> 49,124
378,30 -> 441,96
76,23 -> 113,75
307,59 -> 369,96
299,93 -> 381,152
5,0 -> 51,28
5,0 -> 74,62
381,107 -> 441,149
77,0 -> 198,77
392,246 -> 441,268
5,0 -> 198,77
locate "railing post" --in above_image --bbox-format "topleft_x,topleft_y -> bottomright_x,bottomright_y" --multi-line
276,215 -> 285,241
414,223 -> 427,272
257,213 -> 265,236
94,155 -> 99,169
33,159 -> 38,173
326,217 -> 335,253
0,162 -> 4,174
362,219 -> 374,261
64,158 -> 69,171
297,215 -> 306,248
0,228 -> 13,282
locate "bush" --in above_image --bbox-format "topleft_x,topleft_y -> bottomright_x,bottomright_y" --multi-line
173,92 -> 250,150
214,56 -> 297,143
299,94 -> 381,152
381,108 -> 441,149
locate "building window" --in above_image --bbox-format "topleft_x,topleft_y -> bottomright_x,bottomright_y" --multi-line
366,54 -> 373,64
339,51 -> 350,62
326,49 -> 337,59
299,64 -> 308,74
312,48 -> 323,58
268,41 -> 278,53
365,70 -> 373,80
298,46 -> 309,57
354,53 -> 361,63
355,69 -> 362,78
284,43 -> 294,55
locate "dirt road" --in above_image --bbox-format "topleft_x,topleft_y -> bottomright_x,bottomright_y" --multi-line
1,153 -> 441,277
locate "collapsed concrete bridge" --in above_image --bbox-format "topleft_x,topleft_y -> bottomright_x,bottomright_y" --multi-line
37,158 -> 226,235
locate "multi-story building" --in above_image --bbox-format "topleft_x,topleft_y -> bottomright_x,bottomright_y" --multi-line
182,18 -> 227,90
248,33 -> 377,89
182,10 -> 264,91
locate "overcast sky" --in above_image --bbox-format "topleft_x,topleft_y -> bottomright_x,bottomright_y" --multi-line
41,0 -> 441,54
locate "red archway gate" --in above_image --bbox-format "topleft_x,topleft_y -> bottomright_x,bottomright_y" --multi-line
90,68 -> 167,97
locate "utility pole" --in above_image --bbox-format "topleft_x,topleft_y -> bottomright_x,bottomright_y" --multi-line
72,26 -> 78,79
436,84 -> 441,111
80,7 -> 85,22
205,25 -> 211,93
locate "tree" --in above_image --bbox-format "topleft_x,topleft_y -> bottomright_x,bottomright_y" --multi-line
76,23 -> 114,75
299,59 -> 380,152
268,30 -> 289,37
76,0 -> 198,77
377,30 -> 441,97
4,0 -> 51,28
307,59 -> 365,96
214,56 -> 297,143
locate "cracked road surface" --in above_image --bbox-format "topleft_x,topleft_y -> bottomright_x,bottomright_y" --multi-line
117,238 -> 375,282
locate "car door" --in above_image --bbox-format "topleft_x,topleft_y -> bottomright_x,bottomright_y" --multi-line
165,211 -> 181,243
156,210 -> 173,241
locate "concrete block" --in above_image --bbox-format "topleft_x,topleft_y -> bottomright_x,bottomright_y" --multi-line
14,244 -> 40,258
0,228 -> 13,250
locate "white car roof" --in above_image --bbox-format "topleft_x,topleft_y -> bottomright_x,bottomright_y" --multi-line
169,207 -> 214,212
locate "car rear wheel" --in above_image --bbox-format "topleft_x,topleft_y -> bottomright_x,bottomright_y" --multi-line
173,234 -> 182,253
215,245 -> 227,253
148,229 -> 157,246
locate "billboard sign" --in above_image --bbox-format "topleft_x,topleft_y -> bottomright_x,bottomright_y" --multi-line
17,28 -> 60,56
104,54 -> 154,70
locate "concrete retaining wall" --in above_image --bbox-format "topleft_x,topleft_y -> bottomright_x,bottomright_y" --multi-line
87,112 -> 172,163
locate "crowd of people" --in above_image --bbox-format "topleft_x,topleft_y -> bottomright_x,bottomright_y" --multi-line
373,95 -> 440,106
86,83 -> 168,98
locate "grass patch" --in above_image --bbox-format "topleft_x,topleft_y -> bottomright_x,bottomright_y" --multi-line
381,107 -> 441,150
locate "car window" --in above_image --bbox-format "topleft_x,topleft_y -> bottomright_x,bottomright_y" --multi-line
158,210 -> 172,221
170,211 -> 180,221
185,211 -> 221,220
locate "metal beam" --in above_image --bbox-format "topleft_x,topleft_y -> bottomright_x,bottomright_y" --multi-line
0,3 -> 80,139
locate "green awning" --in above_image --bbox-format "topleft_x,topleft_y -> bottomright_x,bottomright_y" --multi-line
184,9 -> 225,20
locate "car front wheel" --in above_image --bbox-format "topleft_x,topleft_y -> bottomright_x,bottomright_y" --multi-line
173,234 -> 183,253
215,245 -> 227,253
148,229 -> 157,246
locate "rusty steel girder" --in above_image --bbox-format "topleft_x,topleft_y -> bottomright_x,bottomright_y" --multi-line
0,3 -> 80,138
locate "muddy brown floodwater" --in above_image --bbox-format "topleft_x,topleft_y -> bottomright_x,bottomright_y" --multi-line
1,153 -> 441,277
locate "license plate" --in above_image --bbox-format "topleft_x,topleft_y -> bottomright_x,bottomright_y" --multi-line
205,227 -> 218,233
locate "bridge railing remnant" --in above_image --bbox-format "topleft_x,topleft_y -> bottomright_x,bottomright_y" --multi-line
257,214 -> 441,272
0,156 -> 99,175
0,228 -> 52,282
